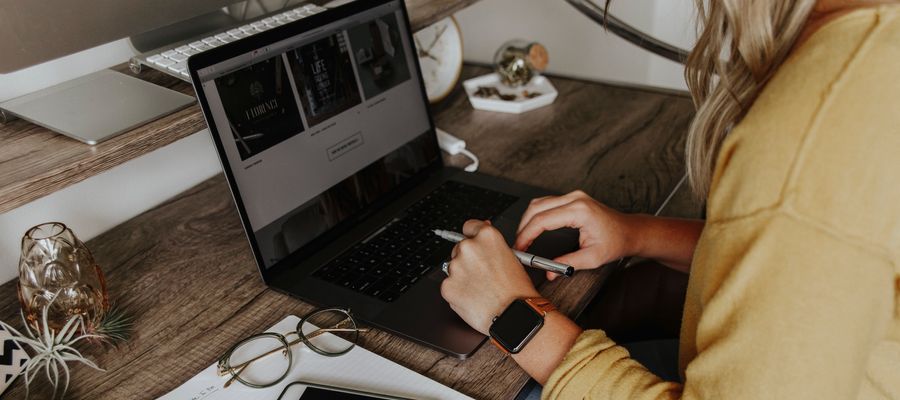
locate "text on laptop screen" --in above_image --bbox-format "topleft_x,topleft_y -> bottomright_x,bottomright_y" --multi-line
196,1 -> 436,268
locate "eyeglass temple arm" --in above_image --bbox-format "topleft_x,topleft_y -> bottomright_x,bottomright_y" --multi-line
563,0 -> 690,65
224,363 -> 249,388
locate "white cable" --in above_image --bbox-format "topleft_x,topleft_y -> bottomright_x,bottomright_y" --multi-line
654,173 -> 687,216
459,148 -> 479,172
436,128 -> 479,172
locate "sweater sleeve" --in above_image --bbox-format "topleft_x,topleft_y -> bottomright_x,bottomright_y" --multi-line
543,329 -> 682,399
543,213 -> 894,400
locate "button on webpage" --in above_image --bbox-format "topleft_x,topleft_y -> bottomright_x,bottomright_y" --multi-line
327,132 -> 364,161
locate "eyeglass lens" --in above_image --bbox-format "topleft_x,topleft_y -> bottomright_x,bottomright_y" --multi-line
299,309 -> 359,356
227,334 -> 291,387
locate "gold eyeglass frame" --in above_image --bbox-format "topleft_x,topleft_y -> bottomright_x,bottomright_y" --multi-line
216,307 -> 369,389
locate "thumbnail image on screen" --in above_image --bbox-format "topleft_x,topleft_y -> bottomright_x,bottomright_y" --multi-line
214,56 -> 304,160
288,33 -> 363,127
347,13 -> 411,99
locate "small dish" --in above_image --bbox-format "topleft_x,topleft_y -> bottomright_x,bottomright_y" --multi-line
463,73 -> 558,114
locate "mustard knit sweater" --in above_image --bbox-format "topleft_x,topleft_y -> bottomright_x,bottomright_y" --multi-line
544,5 -> 900,399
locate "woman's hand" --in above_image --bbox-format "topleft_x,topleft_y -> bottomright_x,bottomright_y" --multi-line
440,220 -> 541,335
515,190 -> 636,280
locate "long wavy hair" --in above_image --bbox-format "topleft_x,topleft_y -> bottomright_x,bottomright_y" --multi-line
684,0 -> 816,198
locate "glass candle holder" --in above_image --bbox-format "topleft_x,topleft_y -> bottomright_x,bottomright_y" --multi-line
17,222 -> 109,332
493,40 -> 549,87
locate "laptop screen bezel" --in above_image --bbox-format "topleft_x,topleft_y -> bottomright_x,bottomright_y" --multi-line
187,0 -> 444,283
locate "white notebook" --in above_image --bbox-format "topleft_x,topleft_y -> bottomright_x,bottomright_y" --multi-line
159,315 -> 471,400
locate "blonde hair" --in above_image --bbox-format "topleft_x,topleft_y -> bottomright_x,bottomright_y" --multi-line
684,0 -> 815,199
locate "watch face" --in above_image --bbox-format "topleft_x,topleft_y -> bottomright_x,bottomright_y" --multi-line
490,300 -> 544,354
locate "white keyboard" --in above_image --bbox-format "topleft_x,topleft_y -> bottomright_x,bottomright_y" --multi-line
131,4 -> 327,81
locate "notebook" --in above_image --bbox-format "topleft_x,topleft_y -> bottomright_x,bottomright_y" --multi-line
159,315 -> 470,400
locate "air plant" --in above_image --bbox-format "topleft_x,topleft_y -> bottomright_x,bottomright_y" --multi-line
0,303 -> 105,399
89,304 -> 134,347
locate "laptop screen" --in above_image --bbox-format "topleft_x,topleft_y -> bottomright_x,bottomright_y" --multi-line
194,0 -> 438,269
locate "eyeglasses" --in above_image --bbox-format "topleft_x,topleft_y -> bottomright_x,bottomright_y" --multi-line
217,308 -> 368,388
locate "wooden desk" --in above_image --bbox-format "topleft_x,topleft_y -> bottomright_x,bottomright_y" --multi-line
0,65 -> 698,399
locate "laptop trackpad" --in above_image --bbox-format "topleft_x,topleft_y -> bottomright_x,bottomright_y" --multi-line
375,277 -> 486,359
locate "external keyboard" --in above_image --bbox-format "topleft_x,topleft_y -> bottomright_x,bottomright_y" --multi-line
130,4 -> 327,81
314,181 -> 519,302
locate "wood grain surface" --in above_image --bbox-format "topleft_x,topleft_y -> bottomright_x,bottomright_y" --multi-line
0,65 -> 698,399
0,0 -> 481,214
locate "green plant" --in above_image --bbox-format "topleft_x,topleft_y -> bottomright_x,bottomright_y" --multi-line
0,297 -> 136,398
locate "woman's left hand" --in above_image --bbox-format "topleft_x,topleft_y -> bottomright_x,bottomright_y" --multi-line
440,219 -> 541,335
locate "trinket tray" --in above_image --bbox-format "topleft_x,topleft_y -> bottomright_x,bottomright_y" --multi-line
463,73 -> 558,114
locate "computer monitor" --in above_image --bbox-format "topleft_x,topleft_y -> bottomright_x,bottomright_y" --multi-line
0,0 -> 235,73
0,0 -> 268,144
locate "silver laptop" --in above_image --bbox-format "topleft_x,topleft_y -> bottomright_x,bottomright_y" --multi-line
188,0 -> 577,358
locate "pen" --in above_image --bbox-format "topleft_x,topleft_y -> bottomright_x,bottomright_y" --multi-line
432,229 -> 575,277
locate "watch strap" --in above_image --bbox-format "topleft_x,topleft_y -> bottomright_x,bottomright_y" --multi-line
523,297 -> 556,316
489,336 -> 508,355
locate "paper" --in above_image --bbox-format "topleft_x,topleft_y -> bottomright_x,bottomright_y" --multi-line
158,315 -> 471,400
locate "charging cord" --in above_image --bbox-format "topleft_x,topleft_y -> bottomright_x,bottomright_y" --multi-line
457,148 -> 479,172
436,128 -> 479,172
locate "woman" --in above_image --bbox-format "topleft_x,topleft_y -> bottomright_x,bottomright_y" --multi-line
440,0 -> 899,398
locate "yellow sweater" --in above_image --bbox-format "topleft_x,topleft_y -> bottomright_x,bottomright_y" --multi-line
544,5 -> 900,400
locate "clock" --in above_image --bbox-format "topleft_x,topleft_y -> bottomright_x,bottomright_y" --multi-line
413,17 -> 463,103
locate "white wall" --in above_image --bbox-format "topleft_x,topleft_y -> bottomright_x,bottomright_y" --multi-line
455,0 -> 696,90
646,0 -> 697,89
0,0 -> 696,283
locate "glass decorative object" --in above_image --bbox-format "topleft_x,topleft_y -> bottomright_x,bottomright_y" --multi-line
493,40 -> 549,87
17,222 -> 109,332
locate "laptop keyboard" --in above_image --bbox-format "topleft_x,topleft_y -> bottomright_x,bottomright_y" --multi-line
314,181 -> 518,302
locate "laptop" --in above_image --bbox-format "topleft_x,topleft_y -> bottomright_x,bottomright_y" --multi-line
188,0 -> 577,358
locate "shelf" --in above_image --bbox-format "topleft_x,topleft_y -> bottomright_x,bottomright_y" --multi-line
0,0 -> 481,214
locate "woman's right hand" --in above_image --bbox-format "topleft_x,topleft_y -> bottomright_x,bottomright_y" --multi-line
514,190 -> 635,281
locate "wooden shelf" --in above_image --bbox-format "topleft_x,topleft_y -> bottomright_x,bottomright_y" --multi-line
0,0 -> 481,214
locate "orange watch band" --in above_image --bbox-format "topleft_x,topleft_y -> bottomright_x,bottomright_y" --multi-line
523,297 -> 556,316
490,297 -> 556,354
489,337 -> 509,354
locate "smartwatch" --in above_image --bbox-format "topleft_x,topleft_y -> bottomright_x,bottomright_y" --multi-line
489,297 -> 556,354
